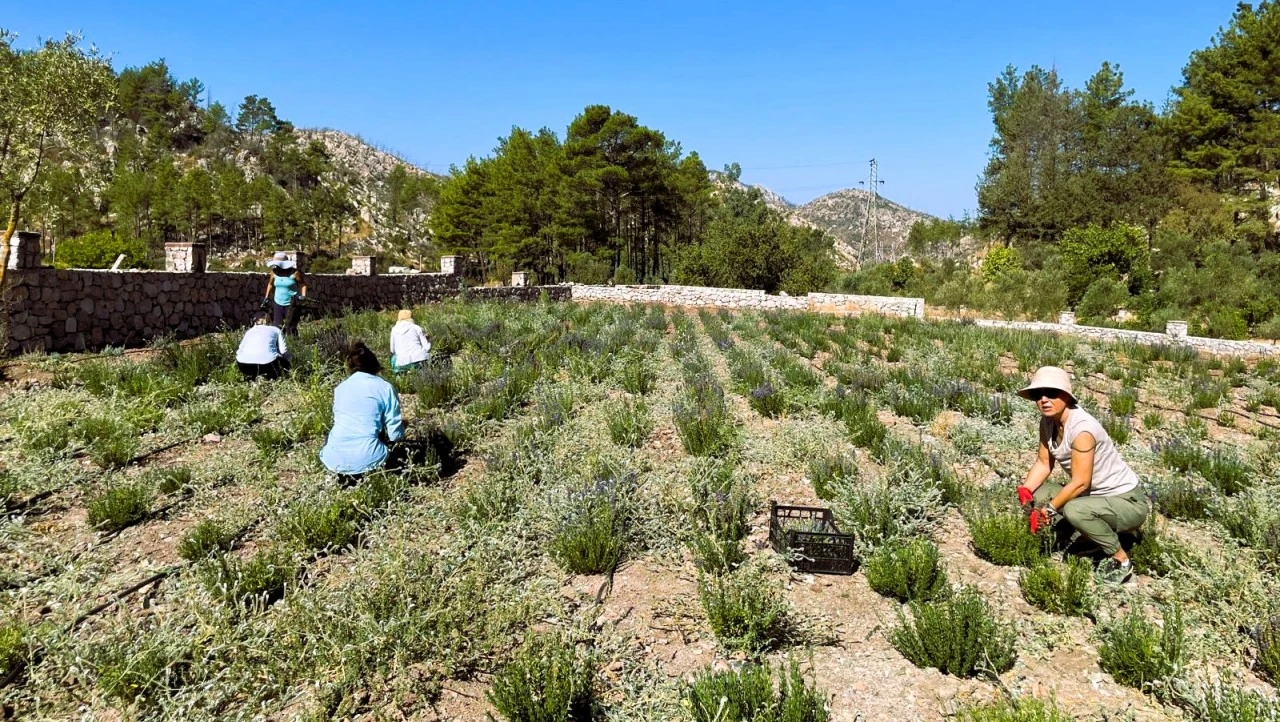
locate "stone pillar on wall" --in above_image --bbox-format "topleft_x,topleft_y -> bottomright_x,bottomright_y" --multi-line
1058,311 -> 1076,326
1166,320 -> 1189,339
5,230 -> 43,270
511,271 -> 530,287
440,255 -> 458,275
164,242 -> 207,273
351,256 -> 378,276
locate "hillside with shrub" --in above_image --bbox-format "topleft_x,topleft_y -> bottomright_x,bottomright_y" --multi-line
837,1 -> 1280,340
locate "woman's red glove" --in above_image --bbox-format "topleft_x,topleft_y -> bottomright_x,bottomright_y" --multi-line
1017,486 -> 1034,507
1030,505 -> 1059,534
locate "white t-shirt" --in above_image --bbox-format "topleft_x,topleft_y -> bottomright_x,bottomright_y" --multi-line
1041,407 -> 1139,496
236,325 -> 288,365
389,320 -> 431,365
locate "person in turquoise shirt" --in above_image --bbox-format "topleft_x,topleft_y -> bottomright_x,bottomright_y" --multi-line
319,341 -> 404,476
262,252 -> 308,336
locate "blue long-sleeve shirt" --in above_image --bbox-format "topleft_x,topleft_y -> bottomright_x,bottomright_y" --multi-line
318,371 -> 404,474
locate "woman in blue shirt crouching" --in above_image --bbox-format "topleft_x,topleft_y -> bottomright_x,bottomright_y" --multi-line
319,342 -> 405,478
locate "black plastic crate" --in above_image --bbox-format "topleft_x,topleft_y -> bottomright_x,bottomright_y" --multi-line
769,501 -> 857,575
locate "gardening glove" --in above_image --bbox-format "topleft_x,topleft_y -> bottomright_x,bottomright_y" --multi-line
259,297 -> 270,311
1029,504 -> 1059,534
1017,486 -> 1034,508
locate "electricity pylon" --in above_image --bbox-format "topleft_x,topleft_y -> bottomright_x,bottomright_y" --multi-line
858,159 -> 885,267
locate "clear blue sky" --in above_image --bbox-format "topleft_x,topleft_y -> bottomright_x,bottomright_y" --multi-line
5,0 -> 1242,218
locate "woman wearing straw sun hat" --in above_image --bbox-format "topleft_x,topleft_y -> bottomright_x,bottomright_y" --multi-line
262,252 -> 308,336
1015,366 -> 1148,585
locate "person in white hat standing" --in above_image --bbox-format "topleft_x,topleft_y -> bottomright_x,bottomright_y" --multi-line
1015,366 -> 1148,584
262,252 -> 308,336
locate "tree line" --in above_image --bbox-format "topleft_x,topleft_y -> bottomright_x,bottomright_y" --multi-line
0,32 -> 838,293
840,1 -> 1280,339
428,106 -> 834,292
0,35 -> 436,277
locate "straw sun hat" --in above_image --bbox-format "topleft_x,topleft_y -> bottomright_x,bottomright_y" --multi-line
397,309 -> 413,322
266,251 -> 295,270
1017,366 -> 1076,404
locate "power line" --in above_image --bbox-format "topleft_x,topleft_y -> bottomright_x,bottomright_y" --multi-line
740,160 -> 868,171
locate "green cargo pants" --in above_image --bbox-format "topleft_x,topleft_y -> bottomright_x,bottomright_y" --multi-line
1033,480 -> 1149,556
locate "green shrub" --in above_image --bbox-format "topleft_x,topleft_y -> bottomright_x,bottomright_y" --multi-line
808,452 -> 857,502
1098,603 -> 1184,690
74,414 -> 140,470
200,549 -> 295,608
153,466 -> 193,495
414,364 -> 456,410
690,462 -> 752,542
685,661 -> 828,722
1129,518 -> 1191,577
278,494 -> 362,553
534,384 -> 575,430
1156,439 -> 1252,496
95,633 -> 189,705
183,397 -> 257,436
967,509 -> 1048,567
689,530 -> 747,574
252,426 -> 294,458
1151,475 -> 1212,521
604,397 -> 652,448
551,492 -> 625,575
0,622 -> 26,682
887,385 -> 942,424
1182,681 -> 1280,722
0,471 -> 19,512
1097,411 -> 1131,446
699,566 -> 788,654
673,380 -> 737,457
56,229 -> 149,269
1199,450 -> 1253,496
955,697 -> 1075,722
1142,412 -> 1164,430
487,635 -> 595,722
889,586 -> 1016,678
949,422 -> 984,457
836,475 -> 939,553
87,482 -> 154,532
865,538 -> 950,603
1251,615 -> 1280,685
843,396 -> 888,450
178,520 -> 237,562
1019,557 -> 1094,616
618,351 -> 656,395
1110,389 -> 1138,417
749,381 -> 788,418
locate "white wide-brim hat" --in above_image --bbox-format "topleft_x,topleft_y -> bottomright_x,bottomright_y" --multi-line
1017,366 -> 1076,404
266,251 -> 295,270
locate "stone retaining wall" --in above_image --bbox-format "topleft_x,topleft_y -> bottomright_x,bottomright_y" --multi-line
570,284 -> 925,318
968,318 -> 1280,358
3,268 -> 567,353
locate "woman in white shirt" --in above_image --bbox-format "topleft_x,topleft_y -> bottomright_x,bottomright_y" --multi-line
1015,366 -> 1148,585
236,314 -> 290,380
388,309 -> 431,374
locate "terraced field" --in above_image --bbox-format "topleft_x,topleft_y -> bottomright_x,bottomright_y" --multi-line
2,300 -> 1280,721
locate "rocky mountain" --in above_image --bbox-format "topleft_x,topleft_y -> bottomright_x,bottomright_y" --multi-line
715,172 -> 935,267
297,129 -> 443,245
793,189 -> 934,266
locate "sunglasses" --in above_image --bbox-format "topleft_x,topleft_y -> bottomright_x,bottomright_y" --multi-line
1028,389 -> 1064,402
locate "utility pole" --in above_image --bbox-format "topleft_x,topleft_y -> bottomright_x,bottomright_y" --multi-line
858,159 -> 885,267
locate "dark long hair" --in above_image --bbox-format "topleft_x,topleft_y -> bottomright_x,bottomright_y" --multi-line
346,341 -> 381,375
